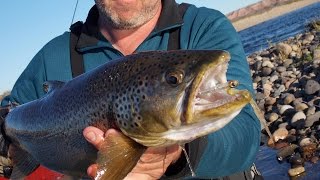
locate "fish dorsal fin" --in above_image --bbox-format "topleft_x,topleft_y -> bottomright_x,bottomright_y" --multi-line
9,145 -> 39,179
95,132 -> 146,180
42,81 -> 65,93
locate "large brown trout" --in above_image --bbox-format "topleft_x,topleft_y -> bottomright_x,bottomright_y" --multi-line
4,50 -> 260,179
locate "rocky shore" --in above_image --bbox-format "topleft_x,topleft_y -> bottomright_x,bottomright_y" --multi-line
248,21 -> 320,177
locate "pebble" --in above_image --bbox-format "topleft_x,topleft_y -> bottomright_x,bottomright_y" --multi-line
284,94 -> 295,105
262,67 -> 272,76
283,59 -> 293,67
277,144 -> 299,161
273,128 -> 289,142
265,97 -> 277,106
277,43 -> 292,56
276,66 -> 287,73
313,49 -> 320,60
304,34 -> 315,42
289,155 -> 305,168
279,105 -> 294,115
291,112 -> 306,123
262,60 -> 274,68
295,103 -> 308,112
304,80 -> 320,95
278,122 -> 288,129
288,166 -> 305,177
269,75 -> 278,82
305,112 -> 320,127
299,138 -> 313,147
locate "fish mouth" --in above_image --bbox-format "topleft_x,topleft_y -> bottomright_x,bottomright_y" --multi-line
163,51 -> 251,144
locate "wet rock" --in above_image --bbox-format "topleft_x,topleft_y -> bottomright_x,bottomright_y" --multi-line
304,80 -> 320,95
288,166 -> 305,177
273,128 -> 289,142
289,155 -> 305,168
301,143 -> 317,160
299,138 -> 313,147
285,135 -> 297,144
277,144 -> 299,161
275,141 -> 289,149
267,112 -> 279,122
310,156 -> 319,164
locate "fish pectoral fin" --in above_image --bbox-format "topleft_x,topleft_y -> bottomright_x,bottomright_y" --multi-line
9,145 -> 39,179
43,80 -> 65,93
95,133 -> 146,180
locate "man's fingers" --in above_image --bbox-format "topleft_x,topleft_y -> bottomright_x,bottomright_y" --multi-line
83,126 -> 104,149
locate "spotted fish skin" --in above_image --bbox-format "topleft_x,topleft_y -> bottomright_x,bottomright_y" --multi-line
4,50 -> 251,178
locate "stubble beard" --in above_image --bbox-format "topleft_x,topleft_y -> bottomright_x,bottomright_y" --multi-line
95,1 -> 160,30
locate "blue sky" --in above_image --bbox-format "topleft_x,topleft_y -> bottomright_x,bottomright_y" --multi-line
0,0 -> 259,93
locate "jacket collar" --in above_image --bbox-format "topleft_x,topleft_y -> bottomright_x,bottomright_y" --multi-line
76,0 -> 184,51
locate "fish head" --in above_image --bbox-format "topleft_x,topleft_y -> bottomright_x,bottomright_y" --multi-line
113,50 -> 251,147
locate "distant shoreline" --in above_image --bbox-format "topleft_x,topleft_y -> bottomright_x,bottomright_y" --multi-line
232,0 -> 319,31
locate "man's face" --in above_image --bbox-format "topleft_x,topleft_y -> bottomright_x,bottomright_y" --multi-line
95,0 -> 161,29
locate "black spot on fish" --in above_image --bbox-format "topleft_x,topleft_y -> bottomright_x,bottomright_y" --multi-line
134,122 -> 139,127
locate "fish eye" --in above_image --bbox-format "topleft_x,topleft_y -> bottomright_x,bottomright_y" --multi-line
228,80 -> 239,88
165,70 -> 184,86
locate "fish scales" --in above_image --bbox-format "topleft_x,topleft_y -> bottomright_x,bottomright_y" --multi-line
4,50 -> 256,179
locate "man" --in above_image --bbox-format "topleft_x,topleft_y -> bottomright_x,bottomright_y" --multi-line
0,0 -> 261,179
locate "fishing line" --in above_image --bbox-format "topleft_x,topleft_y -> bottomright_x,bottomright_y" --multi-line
181,146 -> 195,177
70,0 -> 79,26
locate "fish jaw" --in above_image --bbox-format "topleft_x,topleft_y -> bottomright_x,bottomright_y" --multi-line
163,90 -> 251,144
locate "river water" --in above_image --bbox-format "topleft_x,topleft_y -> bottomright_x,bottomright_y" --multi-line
239,2 -> 320,55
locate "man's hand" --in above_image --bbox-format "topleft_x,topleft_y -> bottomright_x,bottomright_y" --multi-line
83,127 -> 182,180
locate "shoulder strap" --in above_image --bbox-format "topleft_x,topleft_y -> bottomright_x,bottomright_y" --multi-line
167,3 -> 190,50
69,21 -> 85,78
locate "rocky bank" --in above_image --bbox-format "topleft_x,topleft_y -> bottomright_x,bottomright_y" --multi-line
248,21 -> 320,177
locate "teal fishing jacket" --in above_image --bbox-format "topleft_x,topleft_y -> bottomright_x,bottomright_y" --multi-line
2,0 -> 260,178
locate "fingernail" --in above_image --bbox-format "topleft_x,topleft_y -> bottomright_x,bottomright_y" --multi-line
85,131 -> 96,142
